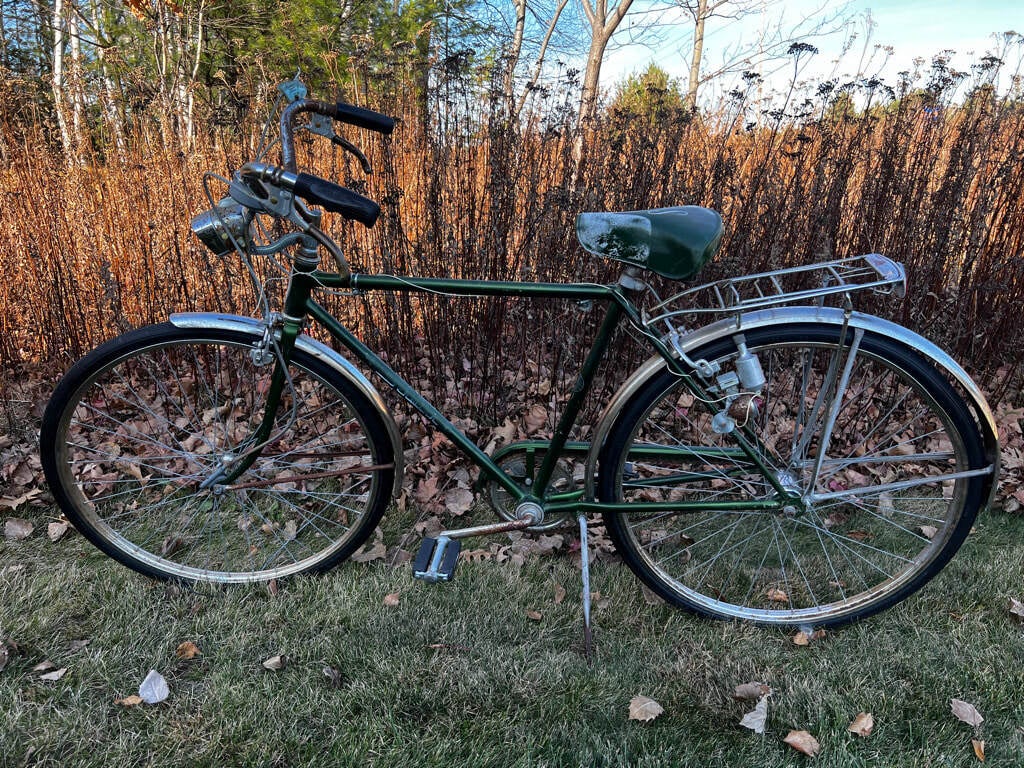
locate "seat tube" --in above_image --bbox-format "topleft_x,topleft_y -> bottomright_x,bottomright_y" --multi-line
533,300 -> 623,494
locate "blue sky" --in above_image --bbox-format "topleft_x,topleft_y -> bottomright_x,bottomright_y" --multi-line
603,0 -> 1023,95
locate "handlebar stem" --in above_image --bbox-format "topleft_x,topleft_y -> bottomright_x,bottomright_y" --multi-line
238,161 -> 351,277
279,98 -> 335,173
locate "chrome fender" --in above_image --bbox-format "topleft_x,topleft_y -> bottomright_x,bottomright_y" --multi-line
586,306 -> 999,508
170,312 -> 404,497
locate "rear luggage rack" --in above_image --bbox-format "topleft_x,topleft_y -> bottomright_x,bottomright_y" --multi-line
642,254 -> 906,328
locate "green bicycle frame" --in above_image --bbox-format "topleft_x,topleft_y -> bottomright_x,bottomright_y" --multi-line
239,264 -> 795,516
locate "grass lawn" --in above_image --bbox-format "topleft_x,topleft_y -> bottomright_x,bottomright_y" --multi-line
2,506 -> 1023,767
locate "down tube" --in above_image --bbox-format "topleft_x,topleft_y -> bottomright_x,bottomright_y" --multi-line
304,299 -> 529,501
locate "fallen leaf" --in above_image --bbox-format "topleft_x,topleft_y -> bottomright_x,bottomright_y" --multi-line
792,629 -> 826,646
426,642 -> 471,652
972,739 -> 985,762
47,522 -> 69,542
844,468 -> 869,487
740,695 -> 769,734
386,547 -> 412,567
68,639 -> 90,652
383,592 -> 400,607
1009,597 -> 1024,622
9,461 -> 33,487
175,641 -> 201,659
116,695 -> 144,707
918,525 -> 938,540
39,667 -> 68,682
0,489 -> 41,511
0,645 -> 8,673
848,712 -> 874,737
139,669 -> 169,703
351,534 -> 386,563
784,730 -> 821,757
32,660 -> 56,673
491,419 -> 517,447
4,518 -> 34,540
951,699 -> 984,727
262,655 -> 285,671
733,682 -> 771,701
640,584 -> 665,605
160,536 -> 184,558
524,404 -> 547,433
553,583 -> 566,604
628,695 -> 664,722
766,588 -> 788,603
526,610 -> 542,621
444,487 -> 474,515
414,476 -> 439,504
267,579 -> 280,596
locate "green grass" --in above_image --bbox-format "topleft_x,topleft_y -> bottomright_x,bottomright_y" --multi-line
2,509 -> 1023,767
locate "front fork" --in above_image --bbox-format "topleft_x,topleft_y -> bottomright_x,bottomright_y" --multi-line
204,243 -> 320,488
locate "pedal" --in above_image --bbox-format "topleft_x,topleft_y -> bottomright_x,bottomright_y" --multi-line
412,536 -> 461,583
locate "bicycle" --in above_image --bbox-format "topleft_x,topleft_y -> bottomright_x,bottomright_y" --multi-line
40,78 -> 999,637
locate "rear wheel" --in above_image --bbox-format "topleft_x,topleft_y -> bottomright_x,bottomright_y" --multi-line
599,323 -> 988,627
41,323 -> 395,583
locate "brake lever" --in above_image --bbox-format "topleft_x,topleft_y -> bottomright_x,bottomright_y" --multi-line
302,113 -> 373,174
330,134 -> 373,174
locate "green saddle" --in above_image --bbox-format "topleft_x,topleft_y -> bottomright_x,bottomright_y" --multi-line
575,206 -> 723,280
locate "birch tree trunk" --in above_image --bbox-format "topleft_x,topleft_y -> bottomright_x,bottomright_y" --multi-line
501,0 -> 528,115
1,2 -> 8,67
51,0 -> 74,158
90,0 -> 127,158
684,0 -> 708,109
68,9 -> 87,159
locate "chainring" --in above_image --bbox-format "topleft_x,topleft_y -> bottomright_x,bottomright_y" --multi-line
486,450 -> 574,531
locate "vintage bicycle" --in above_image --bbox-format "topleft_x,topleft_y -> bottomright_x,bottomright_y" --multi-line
40,79 -> 999,636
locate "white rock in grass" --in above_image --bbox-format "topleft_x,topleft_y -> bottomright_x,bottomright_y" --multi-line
139,669 -> 169,704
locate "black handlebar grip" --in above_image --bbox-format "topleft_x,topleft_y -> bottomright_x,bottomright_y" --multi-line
333,103 -> 396,135
293,173 -> 381,227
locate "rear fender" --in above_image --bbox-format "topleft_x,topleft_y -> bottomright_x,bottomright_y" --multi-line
586,307 -> 999,509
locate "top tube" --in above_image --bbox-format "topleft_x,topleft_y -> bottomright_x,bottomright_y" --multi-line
342,272 -> 626,301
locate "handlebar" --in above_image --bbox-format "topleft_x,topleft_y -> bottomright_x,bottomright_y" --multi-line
279,98 -> 394,174
239,161 -> 381,227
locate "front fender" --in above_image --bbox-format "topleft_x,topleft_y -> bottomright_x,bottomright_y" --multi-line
170,312 -> 404,498
586,307 -> 999,509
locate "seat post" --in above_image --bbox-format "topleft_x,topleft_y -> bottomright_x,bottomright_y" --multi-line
618,265 -> 647,292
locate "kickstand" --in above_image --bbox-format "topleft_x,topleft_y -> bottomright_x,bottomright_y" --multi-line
578,514 -> 593,663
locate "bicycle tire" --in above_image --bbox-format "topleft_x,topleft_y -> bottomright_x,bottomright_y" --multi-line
41,322 -> 395,583
598,323 -> 987,627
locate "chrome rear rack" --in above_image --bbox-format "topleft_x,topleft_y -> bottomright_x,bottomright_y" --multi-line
643,254 -> 906,327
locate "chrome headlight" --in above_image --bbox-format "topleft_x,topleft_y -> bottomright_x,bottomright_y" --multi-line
190,198 -> 253,256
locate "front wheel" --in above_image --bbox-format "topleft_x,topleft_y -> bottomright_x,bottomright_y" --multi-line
599,323 -> 988,627
41,323 -> 395,583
